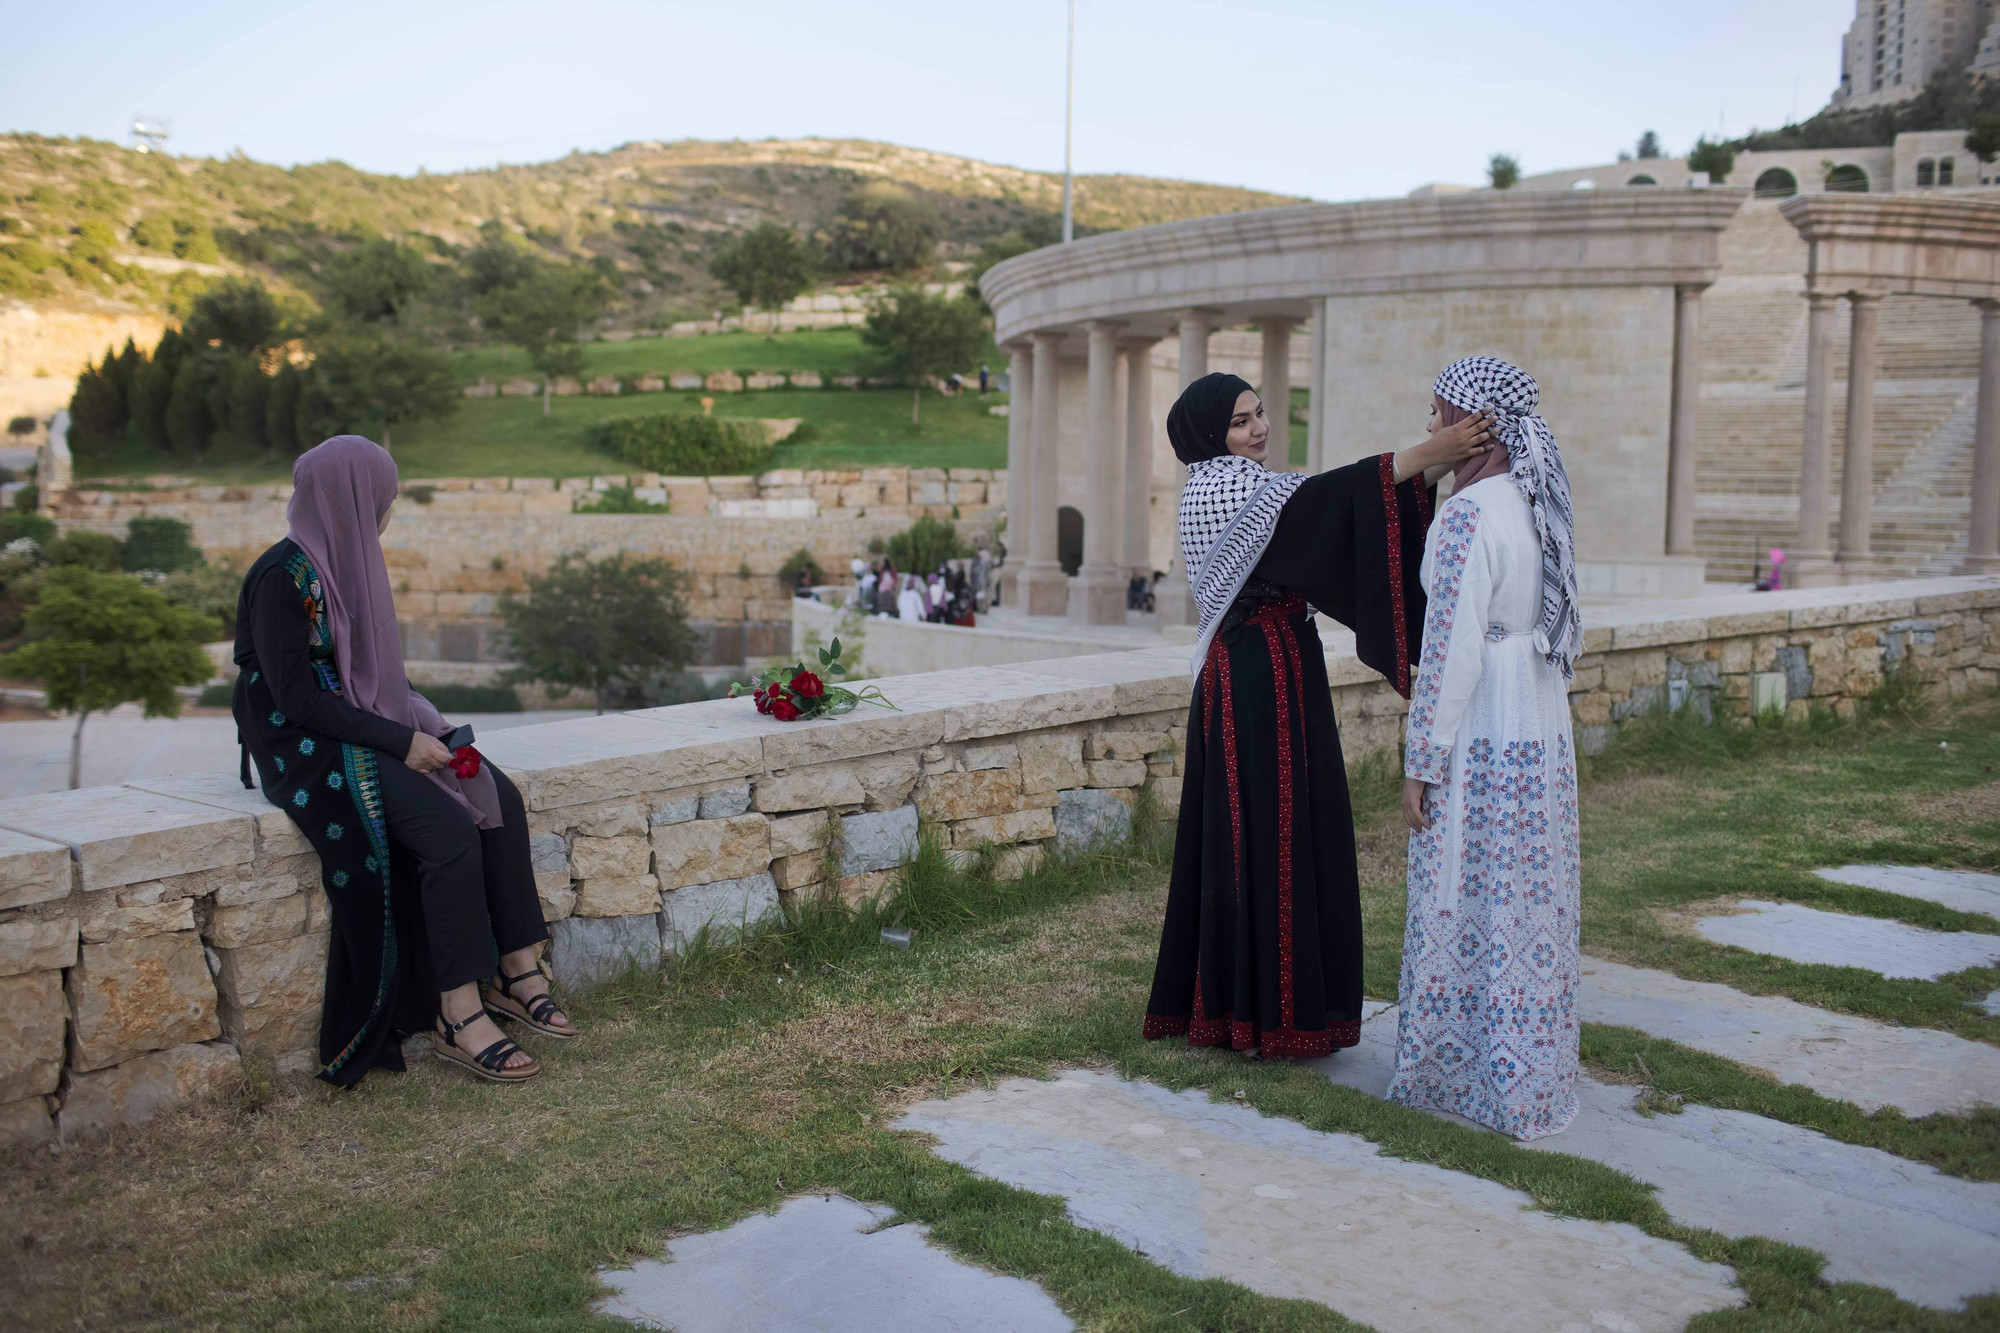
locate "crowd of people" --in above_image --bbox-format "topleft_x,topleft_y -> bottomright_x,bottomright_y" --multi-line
848,549 -> 995,626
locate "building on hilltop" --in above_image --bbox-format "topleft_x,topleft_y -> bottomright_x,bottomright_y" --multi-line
1487,127 -> 1995,197
1832,0 -> 1993,109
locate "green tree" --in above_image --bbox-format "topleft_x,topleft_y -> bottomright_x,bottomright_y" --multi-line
1968,112 -> 2000,163
881,514 -> 968,573
67,354 -> 126,453
497,551 -> 695,712
296,326 -> 457,449
1687,138 -> 1736,183
474,261 -> 608,416
182,278 -> 282,353
966,218 -> 1061,314
859,287 -> 990,425
165,351 -> 225,457
46,530 -> 124,571
321,237 -> 436,325
265,362 -> 304,453
130,327 -> 188,453
709,222 -> 817,315
828,182 -> 942,272
1488,154 -> 1521,189
0,567 -> 214,788
1636,130 -> 1662,160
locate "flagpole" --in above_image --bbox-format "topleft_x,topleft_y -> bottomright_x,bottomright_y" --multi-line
1062,0 -> 1075,243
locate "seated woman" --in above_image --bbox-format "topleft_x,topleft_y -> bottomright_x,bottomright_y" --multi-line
232,435 -> 575,1087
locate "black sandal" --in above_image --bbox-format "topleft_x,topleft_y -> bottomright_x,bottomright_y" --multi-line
481,967 -> 577,1040
431,1010 -> 540,1082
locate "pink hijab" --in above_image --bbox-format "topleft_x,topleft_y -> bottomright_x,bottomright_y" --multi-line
1437,395 -> 1511,492
287,436 -> 503,829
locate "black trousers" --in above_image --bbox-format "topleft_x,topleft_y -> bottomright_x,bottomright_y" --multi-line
373,759 -> 548,991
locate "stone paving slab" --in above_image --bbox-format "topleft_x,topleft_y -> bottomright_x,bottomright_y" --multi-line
1814,865 -> 2000,919
899,1070 -> 1741,1333
597,1193 -> 1073,1332
1694,900 -> 2000,980
1580,956 -> 2000,1116
1310,1005 -> 2000,1310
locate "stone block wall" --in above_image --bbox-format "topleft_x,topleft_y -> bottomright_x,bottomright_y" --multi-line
0,574 -> 1993,1149
50,467 -> 1006,672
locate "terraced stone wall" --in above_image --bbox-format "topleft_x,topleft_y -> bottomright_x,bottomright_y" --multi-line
0,575 -> 1993,1150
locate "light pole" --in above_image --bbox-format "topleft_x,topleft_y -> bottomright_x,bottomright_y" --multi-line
1062,0 -> 1075,243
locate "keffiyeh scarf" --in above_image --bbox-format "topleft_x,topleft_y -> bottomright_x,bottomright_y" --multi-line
1433,356 -> 1583,678
1179,454 -> 1307,673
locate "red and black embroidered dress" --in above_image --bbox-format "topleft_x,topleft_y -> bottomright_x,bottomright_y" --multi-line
1144,455 -> 1433,1058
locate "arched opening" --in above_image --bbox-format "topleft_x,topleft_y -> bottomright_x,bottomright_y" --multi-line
1625,174 -> 1658,186
1753,167 -> 1799,198
1057,506 -> 1083,577
1941,156 -> 1956,186
1570,178 -> 1597,189
1826,163 -> 1870,193
1917,157 -> 1936,188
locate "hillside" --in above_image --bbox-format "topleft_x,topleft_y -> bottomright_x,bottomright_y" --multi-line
0,133 -> 1311,328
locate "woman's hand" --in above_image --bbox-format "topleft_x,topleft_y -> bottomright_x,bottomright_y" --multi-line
1394,409 -> 1494,482
1401,778 -> 1431,832
406,732 -> 453,773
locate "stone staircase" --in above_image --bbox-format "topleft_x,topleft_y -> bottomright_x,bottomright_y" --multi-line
1693,200 -> 1985,581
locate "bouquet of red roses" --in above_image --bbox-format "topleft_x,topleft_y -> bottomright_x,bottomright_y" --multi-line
729,636 -> 895,722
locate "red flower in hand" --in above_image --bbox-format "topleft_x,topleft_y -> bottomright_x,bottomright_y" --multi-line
448,745 -> 482,779
789,669 -> 824,700
769,695 -> 801,722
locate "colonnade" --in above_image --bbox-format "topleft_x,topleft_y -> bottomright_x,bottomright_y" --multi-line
1785,290 -> 2000,584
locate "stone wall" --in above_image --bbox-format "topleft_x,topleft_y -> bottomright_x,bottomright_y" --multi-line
0,573 -> 1993,1149
52,467 -> 1006,671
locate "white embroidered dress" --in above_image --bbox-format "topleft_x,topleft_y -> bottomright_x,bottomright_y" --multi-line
1388,476 -> 1582,1140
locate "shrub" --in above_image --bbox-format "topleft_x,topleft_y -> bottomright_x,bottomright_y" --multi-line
1688,138 -> 1736,183
403,484 -> 436,506
159,561 -> 242,638
123,517 -> 203,574
778,546 -> 824,588
1488,153 -> 1521,189
586,413 -> 774,476
0,513 -> 55,547
197,682 -> 234,708
882,515 -> 968,572
45,531 -> 124,572
413,681 -> 522,713
497,551 -> 697,712
11,484 -> 37,514
575,483 -> 668,514
6,415 -> 35,436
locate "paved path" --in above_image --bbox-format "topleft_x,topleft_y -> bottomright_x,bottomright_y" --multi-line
0,712 -> 593,799
1814,864 -> 2000,918
1580,956 -> 2000,1116
1312,1006 -> 2000,1310
899,1071 -> 1741,1333
1693,899 -> 2000,979
598,1194 -> 1073,1332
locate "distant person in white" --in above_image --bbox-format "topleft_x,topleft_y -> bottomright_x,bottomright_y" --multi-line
1390,355 -> 1584,1141
896,581 -> 925,622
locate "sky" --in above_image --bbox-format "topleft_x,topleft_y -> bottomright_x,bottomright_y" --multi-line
3,0 -> 1851,201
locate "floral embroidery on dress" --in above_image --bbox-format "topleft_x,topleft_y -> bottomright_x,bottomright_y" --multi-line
326,771 -> 344,790
299,737 -> 316,757
325,821 -> 344,842
331,869 -> 349,887
1404,501 -> 1479,784
291,789 -> 309,808
268,710 -> 287,727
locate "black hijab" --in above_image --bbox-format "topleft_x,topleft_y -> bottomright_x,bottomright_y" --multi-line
1166,372 -> 1255,465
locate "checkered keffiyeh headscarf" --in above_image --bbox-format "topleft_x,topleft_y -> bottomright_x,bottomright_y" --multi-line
1433,356 -> 1582,677
1179,454 -> 1306,673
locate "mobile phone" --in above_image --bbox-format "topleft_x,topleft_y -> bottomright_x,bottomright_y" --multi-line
445,723 -> 475,750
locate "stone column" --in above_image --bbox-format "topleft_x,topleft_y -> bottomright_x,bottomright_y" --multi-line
1664,284 -> 1704,557
1306,298 -> 1329,473
1022,332 -> 1070,616
1071,319 -> 1128,624
1837,292 -> 1883,581
1968,299 -> 2000,573
1257,316 -> 1296,469
1176,308 -> 1218,387
1158,309 -> 1219,626
1122,336 -> 1159,577
1791,290 -> 1841,587
999,340 -> 1032,608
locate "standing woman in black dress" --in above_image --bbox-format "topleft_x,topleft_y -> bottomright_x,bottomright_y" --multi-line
1143,374 -> 1491,1058
233,435 -> 575,1085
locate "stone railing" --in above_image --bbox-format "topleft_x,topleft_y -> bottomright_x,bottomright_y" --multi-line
1,574 -> 1993,1150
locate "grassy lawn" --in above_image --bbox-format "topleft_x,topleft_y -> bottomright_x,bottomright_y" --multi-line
70,330 -> 1012,486
8,699 -> 2000,1329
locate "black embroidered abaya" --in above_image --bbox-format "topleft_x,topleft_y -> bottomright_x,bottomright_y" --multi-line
1144,455 -> 1432,1058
